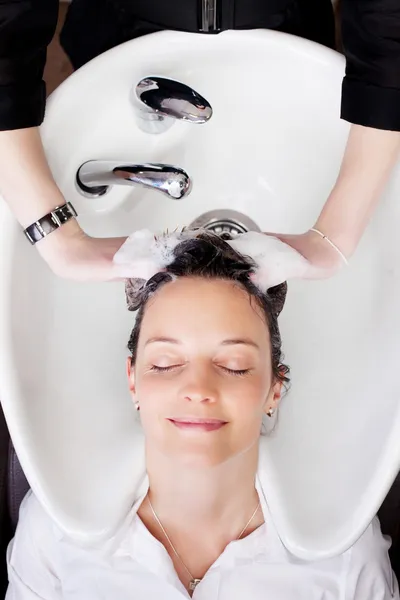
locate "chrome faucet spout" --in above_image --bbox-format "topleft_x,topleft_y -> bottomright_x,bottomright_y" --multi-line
133,77 -> 212,133
76,160 -> 192,199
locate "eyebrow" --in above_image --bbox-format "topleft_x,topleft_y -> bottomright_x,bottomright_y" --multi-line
220,338 -> 260,349
145,337 -> 181,346
145,337 -> 259,349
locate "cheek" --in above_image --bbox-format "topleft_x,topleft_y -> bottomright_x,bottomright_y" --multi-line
135,373 -> 176,408
135,377 -> 170,436
227,373 -> 271,413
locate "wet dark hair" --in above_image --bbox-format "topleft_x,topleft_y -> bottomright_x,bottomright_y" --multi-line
127,232 -> 290,386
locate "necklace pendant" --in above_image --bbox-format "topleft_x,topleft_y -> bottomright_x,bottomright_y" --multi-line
189,578 -> 202,591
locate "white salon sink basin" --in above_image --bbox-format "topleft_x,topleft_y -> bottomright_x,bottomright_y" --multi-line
1,29 -> 400,559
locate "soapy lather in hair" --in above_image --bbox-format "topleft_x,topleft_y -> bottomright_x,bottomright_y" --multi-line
113,228 -> 199,279
113,228 -> 310,291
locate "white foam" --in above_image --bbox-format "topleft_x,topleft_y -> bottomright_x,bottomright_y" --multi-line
113,228 -> 197,279
227,232 -> 310,289
113,229 -> 310,291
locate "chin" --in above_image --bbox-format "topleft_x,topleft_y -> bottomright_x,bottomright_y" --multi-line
166,441 -> 232,468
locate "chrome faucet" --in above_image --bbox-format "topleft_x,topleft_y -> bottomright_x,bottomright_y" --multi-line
76,160 -> 192,199
133,77 -> 213,134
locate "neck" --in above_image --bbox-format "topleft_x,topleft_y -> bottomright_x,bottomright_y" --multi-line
144,445 -> 260,537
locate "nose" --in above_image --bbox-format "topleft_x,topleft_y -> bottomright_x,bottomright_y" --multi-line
180,363 -> 219,404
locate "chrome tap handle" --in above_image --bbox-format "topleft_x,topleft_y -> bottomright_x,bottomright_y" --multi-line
76,161 -> 192,199
134,77 -> 212,133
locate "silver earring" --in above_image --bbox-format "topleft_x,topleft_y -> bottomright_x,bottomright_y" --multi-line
266,407 -> 275,418
135,401 -> 140,411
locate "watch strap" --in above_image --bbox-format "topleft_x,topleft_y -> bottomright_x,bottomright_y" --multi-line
24,202 -> 78,245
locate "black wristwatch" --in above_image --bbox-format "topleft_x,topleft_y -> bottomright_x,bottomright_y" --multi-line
24,202 -> 78,245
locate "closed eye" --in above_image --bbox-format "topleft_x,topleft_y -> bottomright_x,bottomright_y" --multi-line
150,364 -> 183,373
221,367 -> 251,376
150,365 -> 251,376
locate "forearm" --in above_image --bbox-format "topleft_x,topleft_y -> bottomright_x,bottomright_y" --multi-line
0,127 -> 125,282
315,124 -> 400,257
0,128 -> 65,226
0,127 -> 83,260
322,0 -> 400,259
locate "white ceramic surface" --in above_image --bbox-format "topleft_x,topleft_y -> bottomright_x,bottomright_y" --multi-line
1,29 -> 400,560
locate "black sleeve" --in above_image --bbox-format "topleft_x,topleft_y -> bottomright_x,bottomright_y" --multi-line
0,0 -> 59,131
340,0 -> 400,131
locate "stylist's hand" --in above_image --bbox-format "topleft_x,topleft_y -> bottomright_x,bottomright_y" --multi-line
37,220 -> 127,282
267,230 -> 345,276
228,230 -> 345,289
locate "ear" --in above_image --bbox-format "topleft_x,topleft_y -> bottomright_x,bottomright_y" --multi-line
263,380 -> 282,416
126,357 -> 136,396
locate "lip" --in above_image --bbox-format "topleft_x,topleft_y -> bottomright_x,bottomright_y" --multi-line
167,417 -> 228,432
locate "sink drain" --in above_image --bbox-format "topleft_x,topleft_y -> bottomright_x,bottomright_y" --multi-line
189,210 -> 260,240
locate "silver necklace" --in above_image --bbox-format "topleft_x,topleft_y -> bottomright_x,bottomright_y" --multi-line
147,496 -> 261,592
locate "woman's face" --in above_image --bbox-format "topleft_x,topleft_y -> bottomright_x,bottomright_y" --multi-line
127,277 -> 281,468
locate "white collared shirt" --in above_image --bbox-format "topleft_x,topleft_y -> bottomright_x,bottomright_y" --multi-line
6,476 -> 399,600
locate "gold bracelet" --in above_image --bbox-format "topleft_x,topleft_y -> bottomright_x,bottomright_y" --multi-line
310,228 -> 348,265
